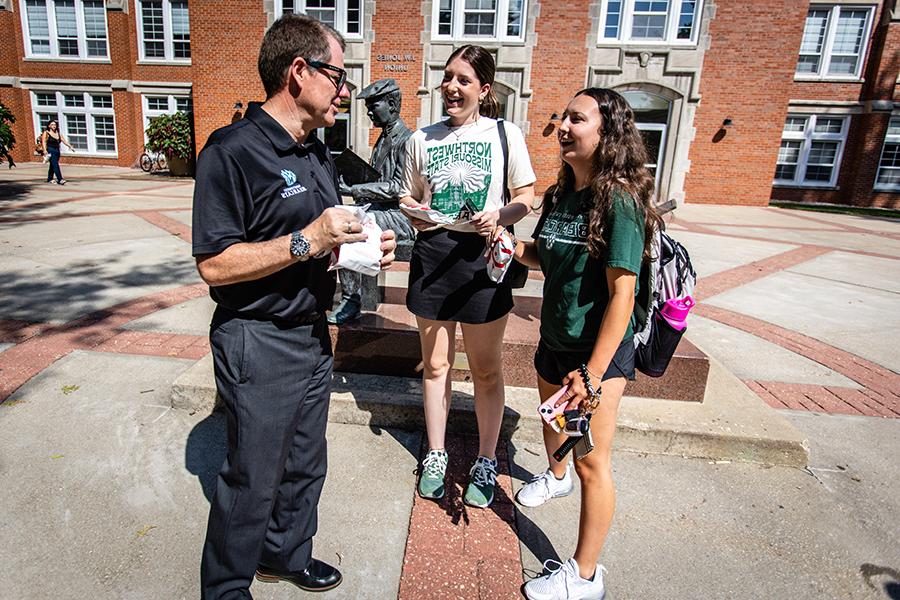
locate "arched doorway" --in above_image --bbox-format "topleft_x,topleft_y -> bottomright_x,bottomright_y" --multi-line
621,90 -> 670,196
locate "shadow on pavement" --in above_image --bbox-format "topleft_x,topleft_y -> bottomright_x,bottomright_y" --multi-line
185,409 -> 227,503
0,256 -> 198,339
508,442 -> 561,571
0,180 -> 35,204
860,563 -> 900,600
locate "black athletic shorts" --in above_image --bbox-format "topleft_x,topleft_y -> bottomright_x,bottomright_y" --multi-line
534,337 -> 637,386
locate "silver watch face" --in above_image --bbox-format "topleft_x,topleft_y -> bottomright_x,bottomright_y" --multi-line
290,231 -> 310,257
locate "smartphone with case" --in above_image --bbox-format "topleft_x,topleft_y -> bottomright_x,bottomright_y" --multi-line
538,386 -> 570,433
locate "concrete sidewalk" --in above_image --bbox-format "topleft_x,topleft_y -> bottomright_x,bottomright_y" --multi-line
1,347 -> 897,599
1,163 -> 899,598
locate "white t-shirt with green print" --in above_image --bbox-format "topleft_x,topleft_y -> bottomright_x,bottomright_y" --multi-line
400,117 -> 536,218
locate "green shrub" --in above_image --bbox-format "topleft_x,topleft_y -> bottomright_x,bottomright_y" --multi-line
145,111 -> 193,160
0,102 -> 15,153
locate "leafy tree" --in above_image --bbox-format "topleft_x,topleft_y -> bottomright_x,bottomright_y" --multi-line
0,102 -> 16,162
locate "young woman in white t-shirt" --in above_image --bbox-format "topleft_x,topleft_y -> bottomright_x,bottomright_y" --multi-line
400,45 -> 536,508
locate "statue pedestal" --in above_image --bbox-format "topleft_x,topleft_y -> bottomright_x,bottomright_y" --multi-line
359,240 -> 413,311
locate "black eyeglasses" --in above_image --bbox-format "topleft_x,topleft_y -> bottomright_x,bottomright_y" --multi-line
304,58 -> 347,92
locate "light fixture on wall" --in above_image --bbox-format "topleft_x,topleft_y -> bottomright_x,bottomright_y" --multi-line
550,112 -> 560,122
722,117 -> 733,128
233,101 -> 244,110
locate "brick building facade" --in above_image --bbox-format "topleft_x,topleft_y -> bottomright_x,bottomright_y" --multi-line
1,0 -> 897,208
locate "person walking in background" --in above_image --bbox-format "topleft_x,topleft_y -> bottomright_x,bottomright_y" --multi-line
41,120 -> 73,184
513,88 -> 662,600
400,45 -> 535,508
191,15 -> 396,599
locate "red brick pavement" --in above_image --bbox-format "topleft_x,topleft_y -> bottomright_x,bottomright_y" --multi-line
0,178 -> 202,404
399,436 -> 524,600
673,216 -> 900,418
0,207 -> 190,225
135,210 -> 193,243
695,245 -> 833,301
698,304 -> 900,417
673,215 -> 900,261
0,283 -> 207,403
745,381 -> 899,418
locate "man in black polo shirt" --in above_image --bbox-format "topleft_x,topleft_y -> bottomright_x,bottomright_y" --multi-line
191,15 -> 396,599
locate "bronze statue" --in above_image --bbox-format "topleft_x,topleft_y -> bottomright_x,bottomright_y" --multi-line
330,78 -> 415,324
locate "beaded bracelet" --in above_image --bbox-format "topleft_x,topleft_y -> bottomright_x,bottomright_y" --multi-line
578,364 -> 601,408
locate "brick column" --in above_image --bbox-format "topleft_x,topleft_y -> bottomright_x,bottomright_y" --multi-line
685,1 -> 808,206
190,2 -> 267,154
525,0 -> 593,195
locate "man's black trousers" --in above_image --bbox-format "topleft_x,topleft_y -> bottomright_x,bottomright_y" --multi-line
201,309 -> 333,600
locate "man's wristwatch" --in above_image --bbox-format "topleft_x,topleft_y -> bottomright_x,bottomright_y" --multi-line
290,230 -> 311,260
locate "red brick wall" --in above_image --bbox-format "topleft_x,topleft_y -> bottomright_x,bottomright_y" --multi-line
2,5 -> 195,167
525,0 -> 593,195
189,2 -> 267,154
685,1 -> 808,206
369,0 -> 423,147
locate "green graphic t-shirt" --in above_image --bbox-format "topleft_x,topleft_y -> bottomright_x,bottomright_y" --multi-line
401,117 -> 536,218
536,188 -> 645,352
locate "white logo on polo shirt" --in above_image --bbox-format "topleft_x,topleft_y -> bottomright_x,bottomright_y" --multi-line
279,169 -> 307,199
281,169 -> 297,186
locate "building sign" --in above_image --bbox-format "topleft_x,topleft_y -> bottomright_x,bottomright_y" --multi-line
377,53 -> 416,72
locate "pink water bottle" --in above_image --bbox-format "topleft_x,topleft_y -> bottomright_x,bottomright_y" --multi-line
659,296 -> 695,331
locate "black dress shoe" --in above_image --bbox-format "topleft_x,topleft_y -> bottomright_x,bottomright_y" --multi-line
255,559 -> 342,592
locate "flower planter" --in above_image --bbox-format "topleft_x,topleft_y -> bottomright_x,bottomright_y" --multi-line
167,153 -> 194,177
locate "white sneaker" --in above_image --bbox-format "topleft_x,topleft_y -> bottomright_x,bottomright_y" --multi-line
516,464 -> 574,507
523,558 -> 607,600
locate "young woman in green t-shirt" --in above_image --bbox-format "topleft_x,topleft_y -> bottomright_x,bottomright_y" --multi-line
515,88 -> 662,600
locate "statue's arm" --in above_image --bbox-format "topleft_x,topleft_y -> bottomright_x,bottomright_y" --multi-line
351,135 -> 410,203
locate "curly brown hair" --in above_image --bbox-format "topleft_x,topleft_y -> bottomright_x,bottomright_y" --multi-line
543,88 -> 662,262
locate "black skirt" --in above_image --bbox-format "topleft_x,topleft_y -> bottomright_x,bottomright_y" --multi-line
407,228 -> 514,324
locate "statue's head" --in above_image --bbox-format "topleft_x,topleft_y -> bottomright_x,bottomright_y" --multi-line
358,78 -> 402,128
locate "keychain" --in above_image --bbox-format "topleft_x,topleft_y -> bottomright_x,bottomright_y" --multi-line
552,412 -> 594,461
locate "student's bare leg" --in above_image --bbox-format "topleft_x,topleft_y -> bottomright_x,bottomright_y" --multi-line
460,315 -> 509,460
416,316 -> 457,450
571,376 -> 626,579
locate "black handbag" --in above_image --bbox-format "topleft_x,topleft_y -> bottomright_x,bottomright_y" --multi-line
497,119 -> 529,289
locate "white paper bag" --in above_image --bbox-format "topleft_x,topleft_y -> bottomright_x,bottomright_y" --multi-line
328,204 -> 383,277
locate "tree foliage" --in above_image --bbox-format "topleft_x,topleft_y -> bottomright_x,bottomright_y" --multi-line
0,102 -> 16,153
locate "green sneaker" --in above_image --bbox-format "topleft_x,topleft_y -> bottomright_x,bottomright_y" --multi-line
418,449 -> 448,499
464,456 -> 497,508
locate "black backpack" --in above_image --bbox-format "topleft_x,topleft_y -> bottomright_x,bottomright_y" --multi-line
632,226 -> 697,377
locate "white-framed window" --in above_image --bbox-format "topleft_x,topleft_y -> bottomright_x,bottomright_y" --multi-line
432,0 -> 527,41
32,90 -> 117,155
20,0 -> 109,60
279,0 -> 362,38
141,93 -> 192,138
136,0 -> 190,62
774,114 -> 849,187
599,0 -> 702,44
796,5 -> 874,79
874,116 -> 900,191
315,95 -> 352,156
